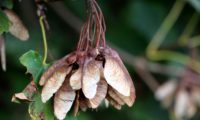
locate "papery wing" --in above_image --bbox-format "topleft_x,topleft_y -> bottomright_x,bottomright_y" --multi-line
174,90 -> 190,119
104,56 -> 131,96
108,87 -> 125,106
41,66 -> 71,103
4,9 -> 29,41
108,85 -> 136,107
155,80 -> 177,101
39,54 -> 74,86
191,87 -> 200,106
73,92 -> 80,116
54,79 -> 76,120
106,95 -> 121,110
70,68 -> 82,90
79,91 -> 91,111
89,79 -> 108,108
82,60 -> 102,99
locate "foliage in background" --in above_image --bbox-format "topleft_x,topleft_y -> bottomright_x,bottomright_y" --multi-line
0,0 -> 200,120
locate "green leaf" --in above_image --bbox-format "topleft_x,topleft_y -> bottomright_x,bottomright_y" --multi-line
44,101 -> 55,120
29,93 -> 54,120
188,0 -> 200,12
19,50 -> 48,84
1,0 -> 13,9
0,9 -> 10,34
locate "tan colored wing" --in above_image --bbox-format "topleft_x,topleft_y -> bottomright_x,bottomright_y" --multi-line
89,79 -> 108,108
155,80 -> 177,101
106,95 -> 121,110
4,9 -> 29,41
82,60 -> 102,99
79,91 -> 91,111
39,54 -> 72,86
174,90 -> 190,119
107,87 -> 125,106
104,56 -> 131,96
108,85 -> 136,107
70,68 -> 82,90
54,80 -> 75,120
73,92 -> 80,116
41,66 -> 71,103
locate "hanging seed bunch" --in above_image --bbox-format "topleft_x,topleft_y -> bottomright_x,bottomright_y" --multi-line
40,0 -> 136,119
155,69 -> 200,120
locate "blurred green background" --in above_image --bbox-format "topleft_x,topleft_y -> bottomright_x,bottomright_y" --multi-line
0,0 -> 199,120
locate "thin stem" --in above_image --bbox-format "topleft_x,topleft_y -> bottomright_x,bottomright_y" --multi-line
0,35 -> 6,71
146,0 -> 185,58
151,50 -> 200,74
39,16 -> 48,65
144,1 -> 200,72
178,12 -> 199,46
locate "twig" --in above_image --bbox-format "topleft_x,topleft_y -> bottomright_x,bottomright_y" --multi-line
178,12 -> 199,45
146,0 -> 186,57
0,35 -> 6,71
146,0 -> 200,74
39,16 -> 48,65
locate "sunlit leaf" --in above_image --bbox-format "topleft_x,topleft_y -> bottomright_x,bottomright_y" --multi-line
29,93 -> 54,120
19,50 -> 48,84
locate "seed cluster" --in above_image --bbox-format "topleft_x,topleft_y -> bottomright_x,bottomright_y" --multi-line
39,0 -> 135,119
40,47 -> 136,120
155,70 -> 200,119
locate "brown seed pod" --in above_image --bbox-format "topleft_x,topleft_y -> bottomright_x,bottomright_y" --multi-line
3,9 -> 29,41
54,79 -> 76,120
73,91 -> 80,116
191,87 -> 200,106
89,79 -> 108,108
41,66 -> 72,103
104,47 -> 135,98
155,80 -> 177,107
174,90 -> 191,119
79,94 -> 91,111
106,95 -> 122,110
70,68 -> 82,90
107,87 -> 125,106
119,84 -> 136,107
82,59 -> 102,99
104,56 -> 131,96
40,53 -> 75,86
